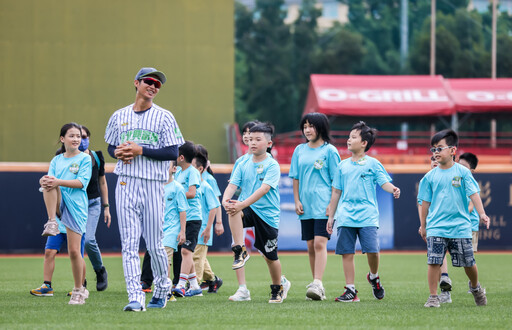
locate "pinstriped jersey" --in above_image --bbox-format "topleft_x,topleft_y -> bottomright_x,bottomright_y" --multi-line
104,103 -> 184,181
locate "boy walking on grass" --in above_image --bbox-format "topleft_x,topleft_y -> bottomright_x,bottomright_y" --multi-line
326,121 -> 400,302
418,129 -> 489,308
223,123 -> 291,303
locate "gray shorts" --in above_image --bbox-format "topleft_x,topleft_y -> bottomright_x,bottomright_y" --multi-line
426,236 -> 475,267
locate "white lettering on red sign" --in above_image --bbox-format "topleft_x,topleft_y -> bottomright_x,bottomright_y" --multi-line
318,89 -> 449,102
466,91 -> 512,102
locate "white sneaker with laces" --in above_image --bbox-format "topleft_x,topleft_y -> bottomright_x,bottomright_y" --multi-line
281,275 -> 291,300
229,287 -> 251,301
306,282 -> 326,301
439,275 -> 452,291
439,290 -> 452,304
69,288 -> 85,305
42,219 -> 59,237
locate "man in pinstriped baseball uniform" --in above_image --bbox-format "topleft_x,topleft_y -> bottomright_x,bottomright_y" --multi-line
105,67 -> 185,311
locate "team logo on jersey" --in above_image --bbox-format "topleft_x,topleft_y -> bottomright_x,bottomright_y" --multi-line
121,122 -> 129,126
69,163 -> 79,174
357,157 -> 367,166
314,159 -> 324,170
120,181 -> 127,186
264,238 -> 278,253
256,164 -> 264,174
451,176 -> 462,188
175,127 -> 183,139
120,129 -> 159,145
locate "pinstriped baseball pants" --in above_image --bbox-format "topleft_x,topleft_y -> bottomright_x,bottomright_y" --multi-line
116,176 -> 171,304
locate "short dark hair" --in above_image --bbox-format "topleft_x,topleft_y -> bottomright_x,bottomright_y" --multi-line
459,152 -> 478,170
193,153 -> 208,170
179,141 -> 196,163
250,122 -> 274,140
299,113 -> 331,143
195,144 -> 214,175
242,120 -> 261,133
81,125 -> 90,137
431,129 -> 458,147
351,121 -> 377,152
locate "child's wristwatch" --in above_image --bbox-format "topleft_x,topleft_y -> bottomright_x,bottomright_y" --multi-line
102,203 -> 109,208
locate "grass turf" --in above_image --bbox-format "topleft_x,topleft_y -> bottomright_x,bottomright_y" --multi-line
1,253 -> 511,329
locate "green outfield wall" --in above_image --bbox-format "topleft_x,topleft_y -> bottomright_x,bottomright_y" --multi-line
0,0 -> 234,162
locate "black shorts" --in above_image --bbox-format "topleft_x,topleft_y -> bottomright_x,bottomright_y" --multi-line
182,220 -> 201,252
301,219 -> 331,241
242,207 -> 279,261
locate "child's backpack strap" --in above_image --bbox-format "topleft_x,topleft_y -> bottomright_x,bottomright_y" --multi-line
91,150 -> 100,166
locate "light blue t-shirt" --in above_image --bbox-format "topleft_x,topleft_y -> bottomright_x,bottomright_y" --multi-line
197,180 -> 221,246
470,202 -> 480,232
175,165 -> 202,221
48,152 -> 92,234
230,153 -> 251,182
231,155 -> 281,229
289,143 -> 340,220
162,180 -> 189,250
202,171 -> 221,197
418,163 -> 480,239
333,156 -> 391,228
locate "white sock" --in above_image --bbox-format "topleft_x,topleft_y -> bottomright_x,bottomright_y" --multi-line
369,272 -> 379,280
177,273 -> 188,288
188,273 -> 199,290
346,284 -> 355,291
239,284 -> 247,290
313,279 -> 323,286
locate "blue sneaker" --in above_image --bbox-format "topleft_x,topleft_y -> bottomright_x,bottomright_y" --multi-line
172,286 -> 186,298
185,288 -> 203,297
30,283 -> 54,297
147,296 -> 167,309
123,301 -> 146,312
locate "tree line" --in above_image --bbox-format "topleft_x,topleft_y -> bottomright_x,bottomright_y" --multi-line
235,0 -> 512,133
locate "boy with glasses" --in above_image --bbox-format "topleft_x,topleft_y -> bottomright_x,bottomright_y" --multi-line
418,129 -> 489,308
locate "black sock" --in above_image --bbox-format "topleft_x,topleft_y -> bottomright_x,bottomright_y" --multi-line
44,281 -> 52,287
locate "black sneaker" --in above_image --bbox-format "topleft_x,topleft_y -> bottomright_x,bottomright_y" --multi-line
208,276 -> 223,293
95,266 -> 108,291
200,281 -> 210,291
232,245 -> 250,270
335,287 -> 360,302
367,273 -> 385,300
269,284 -> 283,303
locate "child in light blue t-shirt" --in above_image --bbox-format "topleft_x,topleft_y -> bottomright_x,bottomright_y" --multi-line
172,141 -> 203,297
326,121 -> 400,303
289,112 -> 340,301
418,129 -> 489,308
39,123 -> 92,305
191,153 -> 223,293
223,123 -> 291,303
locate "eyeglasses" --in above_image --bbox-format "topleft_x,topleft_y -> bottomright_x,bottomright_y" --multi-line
141,77 -> 162,89
430,146 -> 453,153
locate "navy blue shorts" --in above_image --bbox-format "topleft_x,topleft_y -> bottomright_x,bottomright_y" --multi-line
242,207 -> 279,261
301,219 -> 331,241
335,226 -> 379,255
45,233 -> 85,257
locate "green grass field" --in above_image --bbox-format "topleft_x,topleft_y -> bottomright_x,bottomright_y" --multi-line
1,253 -> 511,329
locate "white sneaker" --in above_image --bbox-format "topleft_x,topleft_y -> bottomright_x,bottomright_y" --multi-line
439,290 -> 452,304
229,287 -> 251,301
281,275 -> 291,300
69,288 -> 85,305
306,282 -> 326,301
42,219 -> 59,237
82,287 -> 89,299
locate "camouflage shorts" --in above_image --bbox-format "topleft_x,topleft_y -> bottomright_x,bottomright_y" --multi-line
426,236 -> 475,267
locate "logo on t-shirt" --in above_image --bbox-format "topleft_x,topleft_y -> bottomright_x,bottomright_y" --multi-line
69,163 -> 79,174
256,164 -> 264,174
357,157 -> 367,166
314,159 -> 324,170
451,176 -> 462,188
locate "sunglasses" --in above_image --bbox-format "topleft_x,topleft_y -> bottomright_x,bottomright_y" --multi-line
430,146 -> 453,153
141,77 -> 162,89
